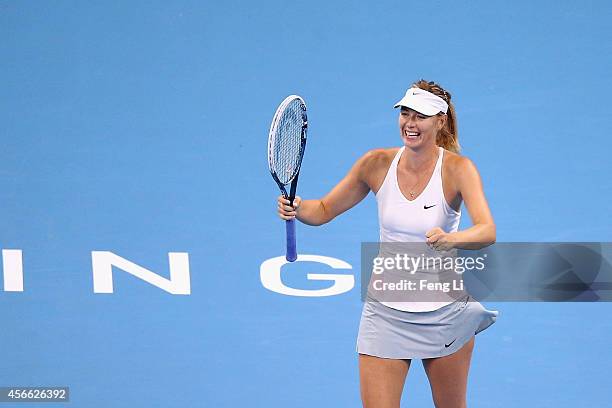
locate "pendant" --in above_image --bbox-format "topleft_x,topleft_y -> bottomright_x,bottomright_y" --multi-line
409,192 -> 415,198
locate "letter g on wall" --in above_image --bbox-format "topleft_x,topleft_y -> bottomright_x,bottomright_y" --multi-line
260,255 -> 354,297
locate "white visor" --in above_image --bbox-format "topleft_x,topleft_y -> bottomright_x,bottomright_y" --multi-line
393,87 -> 448,116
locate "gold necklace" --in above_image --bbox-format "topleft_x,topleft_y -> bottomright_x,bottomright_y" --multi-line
405,152 -> 438,199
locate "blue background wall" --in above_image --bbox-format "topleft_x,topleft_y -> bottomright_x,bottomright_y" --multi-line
1,1 -> 611,406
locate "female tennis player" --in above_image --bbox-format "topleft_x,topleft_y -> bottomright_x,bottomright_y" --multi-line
277,79 -> 497,408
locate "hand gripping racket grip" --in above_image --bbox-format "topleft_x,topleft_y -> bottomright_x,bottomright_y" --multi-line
285,218 -> 297,262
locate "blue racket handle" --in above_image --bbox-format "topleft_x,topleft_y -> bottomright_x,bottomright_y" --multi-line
285,219 -> 297,262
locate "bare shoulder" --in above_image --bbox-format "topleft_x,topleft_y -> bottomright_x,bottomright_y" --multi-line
443,149 -> 479,177
354,147 -> 398,191
358,147 -> 398,172
442,150 -> 483,196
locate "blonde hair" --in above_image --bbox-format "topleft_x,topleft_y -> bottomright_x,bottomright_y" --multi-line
412,79 -> 460,153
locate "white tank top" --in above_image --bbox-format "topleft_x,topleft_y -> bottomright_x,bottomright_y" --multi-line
372,146 -> 462,312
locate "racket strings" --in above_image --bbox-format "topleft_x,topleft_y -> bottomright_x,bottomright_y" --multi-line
272,100 -> 305,185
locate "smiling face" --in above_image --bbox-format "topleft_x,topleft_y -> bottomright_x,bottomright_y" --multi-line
398,107 -> 446,150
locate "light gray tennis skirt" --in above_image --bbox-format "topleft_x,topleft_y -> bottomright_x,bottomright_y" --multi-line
357,295 -> 498,359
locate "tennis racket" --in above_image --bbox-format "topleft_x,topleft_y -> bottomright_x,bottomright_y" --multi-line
267,95 -> 308,262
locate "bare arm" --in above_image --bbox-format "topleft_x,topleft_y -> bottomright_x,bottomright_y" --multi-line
426,156 -> 496,250
277,151 -> 375,226
451,157 -> 496,249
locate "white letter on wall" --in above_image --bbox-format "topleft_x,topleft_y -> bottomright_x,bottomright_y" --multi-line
92,251 -> 191,295
260,254 -> 353,297
2,249 -> 24,292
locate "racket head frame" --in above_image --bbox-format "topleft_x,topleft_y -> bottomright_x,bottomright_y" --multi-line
267,95 -> 308,203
